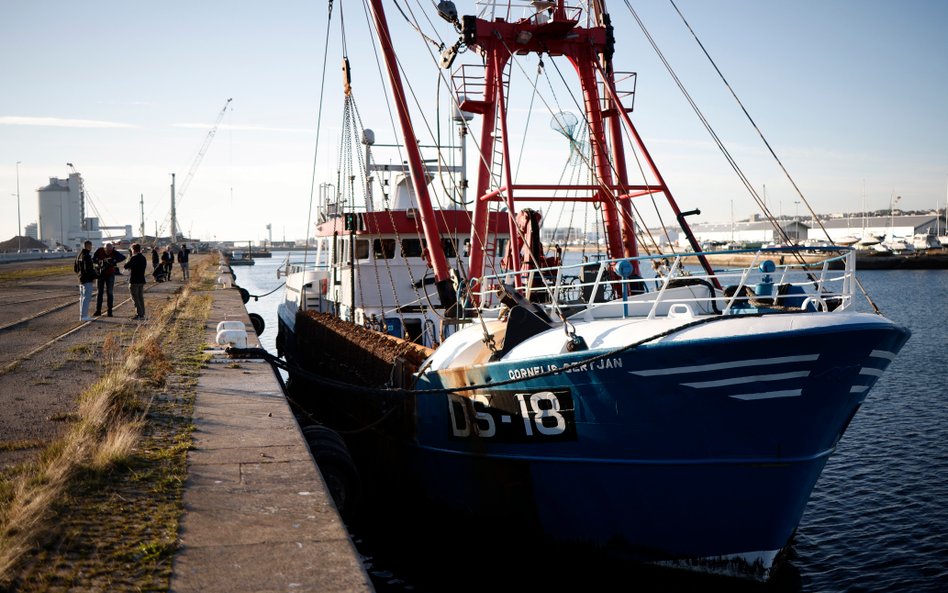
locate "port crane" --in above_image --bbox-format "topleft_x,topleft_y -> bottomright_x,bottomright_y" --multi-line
166,97 -> 232,241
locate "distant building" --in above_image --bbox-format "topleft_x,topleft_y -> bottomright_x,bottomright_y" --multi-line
36,172 -> 137,249
24,222 -> 38,240
664,214 -> 940,248
541,226 -> 583,244
687,220 -> 810,245
37,173 -> 100,250
819,215 -> 940,242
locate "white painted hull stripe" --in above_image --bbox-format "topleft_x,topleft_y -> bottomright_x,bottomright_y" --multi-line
630,354 -> 819,377
681,371 -> 811,388
859,367 -> 885,377
870,350 -> 897,361
728,389 -> 802,401
850,385 -> 869,393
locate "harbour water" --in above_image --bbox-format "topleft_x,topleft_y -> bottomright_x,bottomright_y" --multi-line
242,251 -> 947,592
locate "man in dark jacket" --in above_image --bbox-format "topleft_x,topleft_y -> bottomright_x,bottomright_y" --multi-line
161,247 -> 174,281
74,240 -> 96,321
124,243 -> 147,320
177,243 -> 191,281
92,242 -> 126,317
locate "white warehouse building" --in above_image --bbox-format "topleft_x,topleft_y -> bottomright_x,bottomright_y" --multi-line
37,173 -> 87,250
680,215 -> 941,247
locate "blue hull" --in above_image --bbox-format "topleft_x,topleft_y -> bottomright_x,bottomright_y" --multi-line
410,322 -> 910,572
278,309 -> 910,577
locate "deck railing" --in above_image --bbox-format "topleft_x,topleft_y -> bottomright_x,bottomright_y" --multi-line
467,247 -> 856,321
474,0 -> 589,26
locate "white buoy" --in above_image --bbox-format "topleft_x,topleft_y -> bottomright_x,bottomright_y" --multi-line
216,320 -> 245,333
217,274 -> 232,289
216,328 -> 248,349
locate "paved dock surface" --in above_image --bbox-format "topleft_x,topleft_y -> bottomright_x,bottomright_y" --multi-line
169,280 -> 373,592
0,256 -> 373,591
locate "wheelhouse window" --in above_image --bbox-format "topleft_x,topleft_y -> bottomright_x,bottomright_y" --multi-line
401,238 -> 423,258
441,238 -> 457,258
354,239 -> 370,260
374,238 -> 397,259
399,237 -> 458,258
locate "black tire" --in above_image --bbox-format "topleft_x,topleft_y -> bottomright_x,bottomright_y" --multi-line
302,424 -> 361,519
249,312 -> 265,335
302,424 -> 348,449
238,286 -> 250,304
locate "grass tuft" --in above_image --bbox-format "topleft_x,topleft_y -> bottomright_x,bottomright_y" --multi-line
0,256 -> 216,588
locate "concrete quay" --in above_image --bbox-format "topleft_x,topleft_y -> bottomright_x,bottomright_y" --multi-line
169,270 -> 374,592
0,256 -> 372,589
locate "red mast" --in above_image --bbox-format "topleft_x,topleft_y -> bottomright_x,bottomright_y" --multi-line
367,0 -> 458,310
460,0 -> 716,286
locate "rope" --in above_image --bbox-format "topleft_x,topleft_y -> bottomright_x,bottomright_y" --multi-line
302,0 -> 337,269
647,2 -> 882,314
227,311 -> 741,397
248,282 -> 286,301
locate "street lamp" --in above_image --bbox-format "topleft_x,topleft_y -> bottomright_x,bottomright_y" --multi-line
794,201 -> 801,242
15,161 -> 22,252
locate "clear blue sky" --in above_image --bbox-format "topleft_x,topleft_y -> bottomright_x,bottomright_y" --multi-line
2,0 -> 946,244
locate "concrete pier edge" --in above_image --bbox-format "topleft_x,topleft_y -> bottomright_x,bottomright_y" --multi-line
169,272 -> 373,592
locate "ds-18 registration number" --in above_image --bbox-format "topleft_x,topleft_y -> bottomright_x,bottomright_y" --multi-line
447,389 -> 576,442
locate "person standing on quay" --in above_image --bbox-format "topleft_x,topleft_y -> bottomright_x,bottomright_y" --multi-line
92,242 -> 126,317
151,245 -> 160,271
161,246 -> 174,281
124,243 -> 147,320
74,240 -> 96,321
177,243 -> 191,281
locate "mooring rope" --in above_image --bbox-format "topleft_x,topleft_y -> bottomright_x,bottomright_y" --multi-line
227,311 -> 749,397
247,282 -> 286,301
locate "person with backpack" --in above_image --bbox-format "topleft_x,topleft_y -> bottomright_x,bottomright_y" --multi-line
92,242 -> 126,317
74,240 -> 96,321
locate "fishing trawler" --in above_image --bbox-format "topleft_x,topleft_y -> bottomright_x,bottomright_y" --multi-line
274,0 -> 910,581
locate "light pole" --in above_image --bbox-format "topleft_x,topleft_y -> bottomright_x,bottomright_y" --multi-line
15,161 -> 22,252
794,201 -> 801,242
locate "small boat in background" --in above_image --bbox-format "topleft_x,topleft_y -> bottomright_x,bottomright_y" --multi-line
912,232 -> 942,251
227,250 -> 255,266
